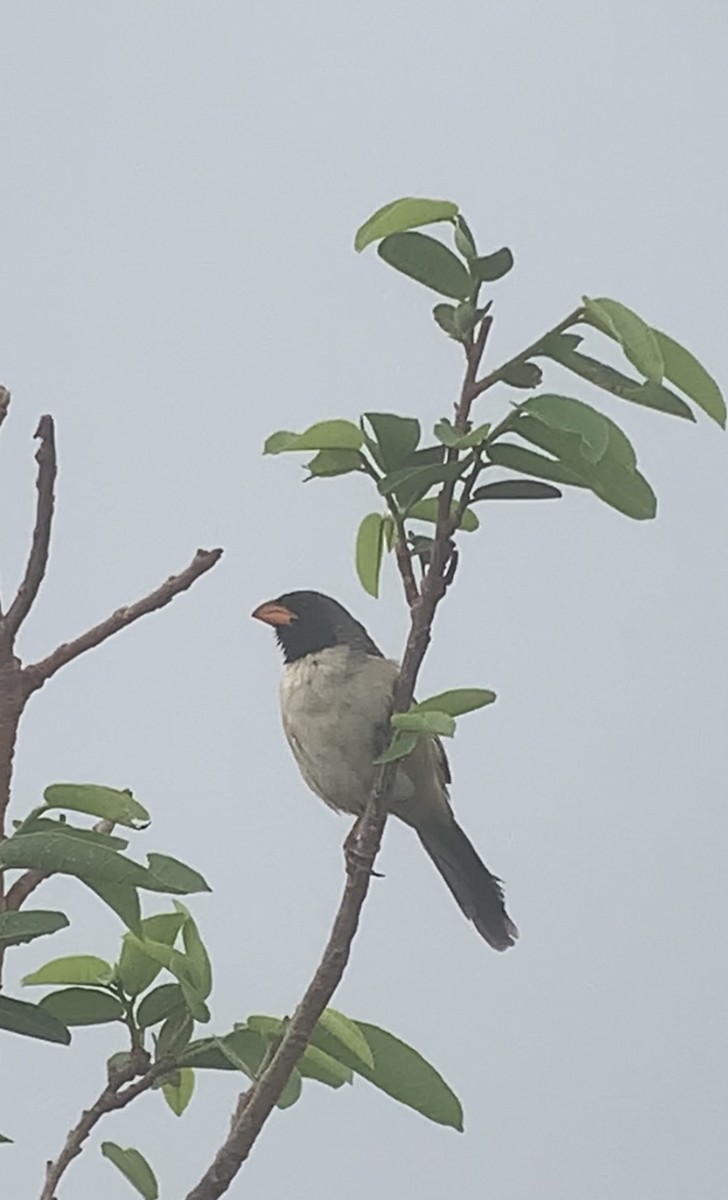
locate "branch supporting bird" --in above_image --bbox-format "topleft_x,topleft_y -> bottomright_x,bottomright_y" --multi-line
253,590 -> 517,952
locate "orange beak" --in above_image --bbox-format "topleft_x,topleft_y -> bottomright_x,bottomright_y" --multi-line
251,600 -> 297,627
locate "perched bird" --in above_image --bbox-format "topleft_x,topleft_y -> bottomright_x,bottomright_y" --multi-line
252,590 -> 518,951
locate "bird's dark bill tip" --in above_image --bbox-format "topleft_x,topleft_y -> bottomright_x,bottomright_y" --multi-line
251,600 -> 297,627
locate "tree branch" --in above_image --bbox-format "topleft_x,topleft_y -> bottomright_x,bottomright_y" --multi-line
186,583 -> 440,1199
472,305 -> 584,397
4,415 -> 57,639
0,385 -> 9,435
185,328 -> 483,1197
39,1053 -> 168,1200
385,499 -> 419,608
21,547 -> 223,695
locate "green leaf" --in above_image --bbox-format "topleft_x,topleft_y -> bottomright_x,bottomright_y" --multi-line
162,1067 -> 195,1117
381,513 -> 396,552
653,328 -> 726,427
264,420 -> 364,455
585,457 -> 657,520
101,1143 -> 159,1200
0,1133 -> 12,1144
373,729 -> 419,764
517,400 -> 635,469
23,955 -> 113,987
452,214 -> 477,261
129,943 -> 206,1019
519,394 -> 611,464
353,1021 -> 463,1130
378,461 -> 464,509
471,479 -> 562,501
540,339 -> 694,420
118,912 -> 186,997
303,449 -> 364,478
363,413 -> 421,471
298,1042 -> 353,1089
432,303 -> 460,339
175,902 -> 213,1000
407,497 -> 479,532
277,1067 -> 303,1110
355,513 -> 385,599
21,816 -> 130,851
355,197 -> 458,252
378,232 -> 472,300
0,833 -> 207,896
43,784 -> 149,828
39,988 -> 125,1026
0,909 -> 69,949
391,710 -> 456,738
136,983 -> 185,1029
582,296 -> 664,382
312,1008 -> 375,1071
180,1028 -> 266,1073
471,247 -> 514,283
156,1009 -> 194,1057
85,880 -> 141,935
144,854 -> 211,895
453,300 -> 476,337
0,994 -> 71,1044
433,419 -> 491,449
132,942 -> 209,1021
414,688 -> 496,717
486,443 -> 588,487
500,361 -> 543,389
0,832 -> 139,881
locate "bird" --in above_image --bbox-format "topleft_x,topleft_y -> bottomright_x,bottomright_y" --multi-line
252,589 -> 518,951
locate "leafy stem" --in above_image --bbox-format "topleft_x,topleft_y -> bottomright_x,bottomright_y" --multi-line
472,305 -> 585,397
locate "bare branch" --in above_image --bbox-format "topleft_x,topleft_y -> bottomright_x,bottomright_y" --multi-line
4,415 -> 57,639
22,547 -> 223,695
39,1053 -> 167,1200
0,385 -> 9,432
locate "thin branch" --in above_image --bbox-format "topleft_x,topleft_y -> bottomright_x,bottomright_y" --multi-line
39,1053 -> 168,1200
4,415 -> 57,639
4,868 -> 45,911
385,498 -> 419,608
472,305 -> 584,397
0,385 -> 9,434
185,294 -> 542,1197
186,543 -> 450,1198
22,547 -> 223,695
185,813 -> 386,1199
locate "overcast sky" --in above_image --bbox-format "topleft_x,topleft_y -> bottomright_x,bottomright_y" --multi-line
1,3 -> 726,1199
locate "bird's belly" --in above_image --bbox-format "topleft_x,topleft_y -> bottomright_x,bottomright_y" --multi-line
284,709 -> 376,815
280,650 -> 401,816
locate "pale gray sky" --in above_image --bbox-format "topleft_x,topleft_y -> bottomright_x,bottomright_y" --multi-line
1,3 -> 726,1199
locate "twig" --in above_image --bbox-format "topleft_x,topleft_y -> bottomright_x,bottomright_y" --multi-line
4,868 -> 45,911
39,1054 -> 167,1200
472,306 -> 584,397
4,416 -> 57,639
185,813 -> 386,1198
22,547 -> 223,696
186,578 -> 440,1199
0,385 -> 9,434
185,319 -> 486,1198
385,499 -> 419,608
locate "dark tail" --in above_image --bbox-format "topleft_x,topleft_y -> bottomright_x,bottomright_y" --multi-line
417,819 -> 518,951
